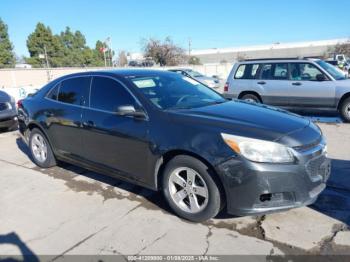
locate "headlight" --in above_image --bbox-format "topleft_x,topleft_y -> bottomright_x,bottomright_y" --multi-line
221,133 -> 295,163
6,102 -> 12,110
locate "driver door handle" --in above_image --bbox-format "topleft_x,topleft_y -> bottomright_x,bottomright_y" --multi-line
44,111 -> 54,117
257,81 -> 266,85
292,82 -> 302,86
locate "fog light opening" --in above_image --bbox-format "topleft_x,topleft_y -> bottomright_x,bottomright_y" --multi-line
260,193 -> 272,202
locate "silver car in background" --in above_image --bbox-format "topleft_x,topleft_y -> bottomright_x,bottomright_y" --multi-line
168,68 -> 220,89
223,58 -> 350,122
0,90 -> 18,131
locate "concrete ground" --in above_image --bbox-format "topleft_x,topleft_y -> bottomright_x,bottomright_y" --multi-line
0,120 -> 349,259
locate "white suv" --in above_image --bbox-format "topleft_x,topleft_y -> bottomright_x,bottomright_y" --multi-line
223,58 -> 350,122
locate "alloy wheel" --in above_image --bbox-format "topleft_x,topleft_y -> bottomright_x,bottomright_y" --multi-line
31,133 -> 48,163
168,167 -> 209,213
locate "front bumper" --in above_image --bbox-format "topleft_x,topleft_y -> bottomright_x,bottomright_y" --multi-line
0,116 -> 17,129
215,141 -> 330,216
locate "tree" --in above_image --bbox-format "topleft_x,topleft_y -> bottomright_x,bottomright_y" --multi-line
188,56 -> 201,65
142,37 -> 185,66
117,50 -> 128,67
59,27 -> 88,66
333,42 -> 350,57
93,40 -> 107,66
26,23 -> 64,67
0,18 -> 15,68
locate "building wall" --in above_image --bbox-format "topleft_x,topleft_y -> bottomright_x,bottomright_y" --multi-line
0,65 -> 233,89
191,38 -> 349,64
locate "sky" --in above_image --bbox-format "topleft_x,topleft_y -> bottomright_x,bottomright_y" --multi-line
1,0 -> 350,57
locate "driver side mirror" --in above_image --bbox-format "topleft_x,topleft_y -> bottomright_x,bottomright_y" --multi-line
115,105 -> 146,119
316,74 -> 327,81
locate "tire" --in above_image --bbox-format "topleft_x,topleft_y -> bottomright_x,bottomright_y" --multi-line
241,93 -> 260,103
339,97 -> 350,123
29,128 -> 56,168
162,155 -> 222,222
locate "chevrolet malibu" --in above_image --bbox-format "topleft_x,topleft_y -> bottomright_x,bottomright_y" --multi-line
18,70 -> 331,222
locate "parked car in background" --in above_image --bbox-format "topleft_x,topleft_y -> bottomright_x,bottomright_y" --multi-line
168,68 -> 220,89
0,90 -> 18,131
1,86 -> 40,103
18,70 -> 329,222
128,58 -> 155,67
224,58 -> 350,122
325,59 -> 350,76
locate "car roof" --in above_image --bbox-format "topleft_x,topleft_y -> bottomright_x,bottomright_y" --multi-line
238,58 -> 320,64
58,69 -> 178,79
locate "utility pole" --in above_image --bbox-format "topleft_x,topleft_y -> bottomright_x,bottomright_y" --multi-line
103,49 -> 107,67
188,38 -> 192,57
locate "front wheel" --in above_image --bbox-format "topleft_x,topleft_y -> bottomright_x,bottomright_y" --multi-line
339,97 -> 350,122
162,155 -> 222,222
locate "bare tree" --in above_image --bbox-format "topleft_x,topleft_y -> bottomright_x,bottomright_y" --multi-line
333,42 -> 350,57
118,50 -> 128,67
142,37 -> 186,66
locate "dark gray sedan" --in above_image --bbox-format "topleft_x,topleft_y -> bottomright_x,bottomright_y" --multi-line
0,90 -> 17,130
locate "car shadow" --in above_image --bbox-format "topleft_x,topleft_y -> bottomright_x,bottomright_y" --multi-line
0,232 -> 39,262
311,158 -> 350,226
15,137 -> 173,216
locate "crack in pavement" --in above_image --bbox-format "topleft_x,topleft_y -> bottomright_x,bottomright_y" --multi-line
0,158 -> 34,170
50,225 -> 108,261
26,219 -> 71,244
98,245 -> 128,261
202,225 -> 213,257
136,232 -> 168,255
318,224 -> 348,254
119,203 -> 143,220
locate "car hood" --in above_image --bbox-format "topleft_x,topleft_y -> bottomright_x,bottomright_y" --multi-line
0,91 -> 11,103
170,101 -> 321,147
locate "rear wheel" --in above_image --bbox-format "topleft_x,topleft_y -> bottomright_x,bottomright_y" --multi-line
339,97 -> 350,122
241,93 -> 260,103
29,128 -> 56,168
162,155 -> 222,222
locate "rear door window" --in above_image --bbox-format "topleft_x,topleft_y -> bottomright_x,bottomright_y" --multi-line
234,64 -> 260,79
58,77 -> 91,106
260,64 -> 272,79
272,63 -> 288,80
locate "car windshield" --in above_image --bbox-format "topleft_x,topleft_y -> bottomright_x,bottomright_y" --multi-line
186,70 -> 204,78
316,60 -> 347,80
129,74 -> 226,110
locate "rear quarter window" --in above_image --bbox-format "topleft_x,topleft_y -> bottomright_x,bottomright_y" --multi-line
234,64 -> 259,79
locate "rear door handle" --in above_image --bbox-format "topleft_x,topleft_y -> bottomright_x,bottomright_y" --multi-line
257,81 -> 266,85
292,82 -> 302,86
82,120 -> 95,128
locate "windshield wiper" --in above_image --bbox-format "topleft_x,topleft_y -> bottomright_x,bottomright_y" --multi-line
204,100 -> 227,106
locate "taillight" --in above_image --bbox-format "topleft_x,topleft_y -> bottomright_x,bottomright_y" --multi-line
224,82 -> 229,92
17,99 -> 23,108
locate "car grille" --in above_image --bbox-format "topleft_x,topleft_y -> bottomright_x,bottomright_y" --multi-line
306,154 -> 330,182
0,102 -> 9,111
